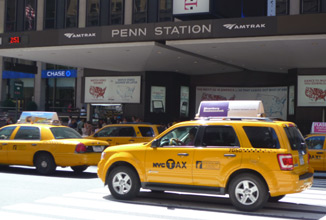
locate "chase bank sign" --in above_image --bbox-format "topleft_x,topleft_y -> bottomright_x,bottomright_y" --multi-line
41,69 -> 77,78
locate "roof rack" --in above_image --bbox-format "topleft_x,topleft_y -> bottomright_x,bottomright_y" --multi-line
196,116 -> 275,122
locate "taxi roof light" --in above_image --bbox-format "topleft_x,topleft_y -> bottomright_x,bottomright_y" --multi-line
17,111 -> 61,125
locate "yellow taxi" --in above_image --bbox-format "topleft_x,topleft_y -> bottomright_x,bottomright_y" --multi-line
0,112 -> 108,175
305,133 -> 326,171
88,123 -> 164,146
97,101 -> 313,211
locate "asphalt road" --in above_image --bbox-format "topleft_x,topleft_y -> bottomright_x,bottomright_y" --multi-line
0,166 -> 325,220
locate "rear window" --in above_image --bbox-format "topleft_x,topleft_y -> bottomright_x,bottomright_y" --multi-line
284,126 -> 306,152
243,126 -> 280,149
138,127 -> 154,137
51,127 -> 82,139
14,126 -> 40,140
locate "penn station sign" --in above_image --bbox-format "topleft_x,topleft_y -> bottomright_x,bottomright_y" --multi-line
42,69 -> 77,78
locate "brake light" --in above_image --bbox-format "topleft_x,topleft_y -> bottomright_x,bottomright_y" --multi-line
75,143 -> 87,153
277,154 -> 294,170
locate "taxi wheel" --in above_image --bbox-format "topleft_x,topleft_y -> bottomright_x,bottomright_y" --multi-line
71,165 -> 88,173
108,166 -> 140,200
35,153 -> 56,175
229,173 -> 268,211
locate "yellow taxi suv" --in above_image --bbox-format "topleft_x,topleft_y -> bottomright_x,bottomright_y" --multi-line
88,123 -> 164,146
0,112 -> 108,175
305,133 -> 326,171
97,101 -> 313,211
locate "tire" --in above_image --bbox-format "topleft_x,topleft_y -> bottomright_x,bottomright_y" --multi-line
268,195 -> 285,203
229,173 -> 268,211
108,166 -> 140,200
35,153 -> 56,175
71,165 -> 88,173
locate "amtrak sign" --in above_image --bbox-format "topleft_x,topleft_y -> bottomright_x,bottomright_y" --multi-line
41,69 -> 77,78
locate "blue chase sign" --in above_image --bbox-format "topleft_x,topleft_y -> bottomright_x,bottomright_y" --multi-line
41,69 -> 77,78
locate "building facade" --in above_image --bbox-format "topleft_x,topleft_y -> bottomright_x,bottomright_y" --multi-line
0,0 -> 326,134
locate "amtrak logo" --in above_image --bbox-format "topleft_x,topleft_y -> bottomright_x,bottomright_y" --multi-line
223,23 -> 266,30
64,32 -> 96,39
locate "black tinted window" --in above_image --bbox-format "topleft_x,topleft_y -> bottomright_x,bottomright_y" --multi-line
244,126 -> 280,149
306,136 -> 324,150
284,126 -> 306,152
138,127 -> 154,137
202,126 -> 239,147
15,127 -> 40,140
0,126 -> 16,139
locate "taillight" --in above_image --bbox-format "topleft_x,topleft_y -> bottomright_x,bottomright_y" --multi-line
277,154 -> 294,170
75,143 -> 87,153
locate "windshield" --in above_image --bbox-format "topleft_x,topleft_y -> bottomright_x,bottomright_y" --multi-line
50,127 -> 82,139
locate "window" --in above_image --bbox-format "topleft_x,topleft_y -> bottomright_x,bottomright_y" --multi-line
158,126 -> 198,147
86,0 -> 100,26
284,126 -> 306,152
51,127 -> 82,139
133,0 -> 147,23
14,127 -> 40,140
158,0 -> 173,22
65,0 -> 78,28
306,136 -> 325,150
95,126 -> 136,137
138,127 -> 154,137
301,0 -> 321,14
44,0 -> 56,29
202,126 -> 239,147
110,0 -> 124,25
24,0 -> 37,30
276,0 -> 289,15
5,0 -> 17,32
244,126 -> 280,149
0,127 -> 16,140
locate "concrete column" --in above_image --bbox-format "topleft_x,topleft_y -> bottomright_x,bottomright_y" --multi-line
79,0 -> 86,28
76,67 -> 84,109
0,0 -> 5,33
34,62 -> 46,110
124,0 -> 133,24
37,0 -> 44,31
0,56 -> 6,101
289,0 -> 300,15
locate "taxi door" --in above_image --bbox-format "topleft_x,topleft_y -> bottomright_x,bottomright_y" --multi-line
145,126 -> 196,185
192,125 -> 243,187
306,135 -> 325,171
93,126 -> 138,146
0,126 -> 17,164
7,126 -> 41,165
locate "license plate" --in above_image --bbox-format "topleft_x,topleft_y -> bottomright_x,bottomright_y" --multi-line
299,153 -> 305,165
93,146 -> 104,152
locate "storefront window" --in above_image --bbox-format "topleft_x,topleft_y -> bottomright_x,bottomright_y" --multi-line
110,0 -> 124,25
24,0 -> 37,31
5,0 -> 17,32
158,0 -> 173,22
301,0 -> 320,13
276,0 -> 289,15
66,0 -> 79,28
133,0 -> 147,23
44,0 -> 56,29
86,0 -> 100,26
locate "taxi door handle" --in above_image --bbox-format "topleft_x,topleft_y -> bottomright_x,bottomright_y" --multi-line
32,144 -> 37,146
129,139 -> 135,142
2,143 -> 7,145
106,139 -> 112,142
178,153 -> 189,156
317,152 -> 324,154
224,154 -> 236,157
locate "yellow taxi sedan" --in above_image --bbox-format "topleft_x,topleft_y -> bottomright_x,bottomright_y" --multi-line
88,123 -> 164,146
305,133 -> 326,171
0,123 -> 108,175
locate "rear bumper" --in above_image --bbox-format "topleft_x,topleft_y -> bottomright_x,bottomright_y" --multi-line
55,153 -> 101,166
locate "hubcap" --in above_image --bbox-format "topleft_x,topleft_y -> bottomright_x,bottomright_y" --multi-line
235,180 -> 259,205
41,161 -> 48,168
112,172 -> 132,195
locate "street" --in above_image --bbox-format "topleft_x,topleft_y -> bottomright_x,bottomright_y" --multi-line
0,166 -> 325,220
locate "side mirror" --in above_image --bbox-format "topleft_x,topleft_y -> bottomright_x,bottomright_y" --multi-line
151,139 -> 160,148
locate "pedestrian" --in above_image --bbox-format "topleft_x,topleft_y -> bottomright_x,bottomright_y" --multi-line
84,121 -> 93,136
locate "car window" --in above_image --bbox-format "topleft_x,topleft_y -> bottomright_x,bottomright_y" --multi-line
14,127 -> 40,140
243,126 -> 280,149
284,126 -> 306,152
202,126 -> 239,147
138,127 -> 154,137
0,126 -> 16,139
158,126 -> 198,147
306,136 -> 325,150
50,127 -> 82,139
95,126 -> 136,137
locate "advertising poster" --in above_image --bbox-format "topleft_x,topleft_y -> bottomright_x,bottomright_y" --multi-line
173,0 -> 210,15
180,86 -> 189,117
151,86 -> 166,113
85,76 -> 141,103
196,86 -> 288,119
298,75 -> 326,107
